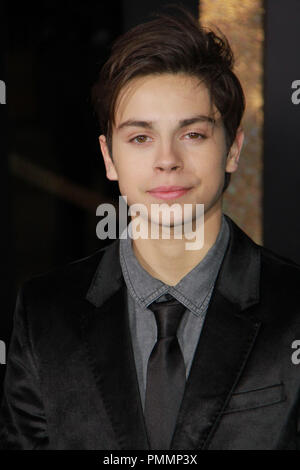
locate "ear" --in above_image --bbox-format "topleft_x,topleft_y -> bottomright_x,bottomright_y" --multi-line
225,127 -> 244,174
99,135 -> 119,181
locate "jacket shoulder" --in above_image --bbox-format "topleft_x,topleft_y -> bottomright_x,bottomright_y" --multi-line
258,245 -> 300,318
20,240 -> 119,304
260,244 -> 300,281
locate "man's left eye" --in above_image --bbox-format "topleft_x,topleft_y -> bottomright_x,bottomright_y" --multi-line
185,132 -> 204,139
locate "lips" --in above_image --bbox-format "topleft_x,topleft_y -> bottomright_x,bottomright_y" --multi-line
149,186 -> 189,192
148,186 -> 191,200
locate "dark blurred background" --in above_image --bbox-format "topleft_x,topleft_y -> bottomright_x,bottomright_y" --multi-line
0,0 -> 300,396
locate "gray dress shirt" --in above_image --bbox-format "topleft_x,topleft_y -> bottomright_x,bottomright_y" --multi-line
119,213 -> 230,411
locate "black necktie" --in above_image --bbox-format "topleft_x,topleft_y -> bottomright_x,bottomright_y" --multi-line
144,296 -> 186,450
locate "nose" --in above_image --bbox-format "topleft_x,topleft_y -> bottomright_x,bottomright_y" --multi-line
153,143 -> 183,173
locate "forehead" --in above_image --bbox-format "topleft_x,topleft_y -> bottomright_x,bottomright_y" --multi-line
113,73 -> 218,126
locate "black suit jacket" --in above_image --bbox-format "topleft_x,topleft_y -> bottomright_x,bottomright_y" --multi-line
1,215 -> 300,450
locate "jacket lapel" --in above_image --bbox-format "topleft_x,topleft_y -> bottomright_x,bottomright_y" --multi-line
82,240 -> 150,450
171,215 -> 262,449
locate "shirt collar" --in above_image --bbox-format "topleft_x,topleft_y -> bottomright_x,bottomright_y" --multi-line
119,213 -> 230,317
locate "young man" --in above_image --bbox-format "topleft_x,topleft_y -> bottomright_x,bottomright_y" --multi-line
1,8 -> 300,450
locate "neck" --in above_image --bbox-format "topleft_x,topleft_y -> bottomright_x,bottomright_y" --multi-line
131,205 -> 223,286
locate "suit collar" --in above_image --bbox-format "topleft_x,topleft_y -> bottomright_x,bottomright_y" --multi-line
86,214 -> 261,313
218,214 -> 260,311
86,238 -> 123,308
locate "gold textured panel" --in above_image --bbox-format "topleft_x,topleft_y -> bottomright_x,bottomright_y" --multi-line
200,0 -> 264,244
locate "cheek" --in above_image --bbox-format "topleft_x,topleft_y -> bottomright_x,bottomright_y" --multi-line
189,137 -> 226,170
192,152 -> 226,195
118,158 -> 148,186
118,176 -> 133,197
117,167 -> 142,201
194,155 -> 225,180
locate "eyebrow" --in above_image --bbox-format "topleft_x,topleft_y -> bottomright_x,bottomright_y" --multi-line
116,114 -> 216,131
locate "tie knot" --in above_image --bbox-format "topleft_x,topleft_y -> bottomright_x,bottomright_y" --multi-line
148,297 -> 186,339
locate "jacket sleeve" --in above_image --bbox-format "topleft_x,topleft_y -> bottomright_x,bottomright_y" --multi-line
0,285 -> 49,449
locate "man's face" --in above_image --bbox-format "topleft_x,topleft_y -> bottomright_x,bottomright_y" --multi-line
99,73 -> 243,229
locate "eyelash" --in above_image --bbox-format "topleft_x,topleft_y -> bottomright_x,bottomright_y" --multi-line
129,132 -> 206,144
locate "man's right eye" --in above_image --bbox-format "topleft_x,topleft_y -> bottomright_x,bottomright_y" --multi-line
130,135 -> 152,144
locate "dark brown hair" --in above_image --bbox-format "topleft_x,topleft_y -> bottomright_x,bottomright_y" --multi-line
92,5 -> 245,192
